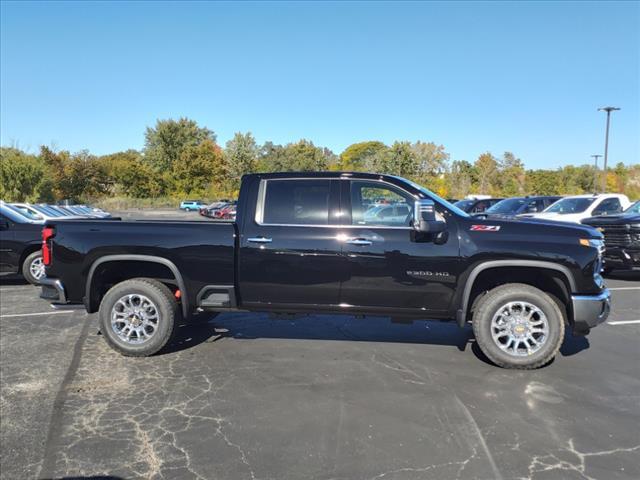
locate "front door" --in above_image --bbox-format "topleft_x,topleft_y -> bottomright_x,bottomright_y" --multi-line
338,180 -> 460,315
238,178 -> 348,308
0,214 -> 18,274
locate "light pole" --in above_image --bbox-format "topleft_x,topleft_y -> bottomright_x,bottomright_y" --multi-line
598,106 -> 620,192
590,154 -> 602,193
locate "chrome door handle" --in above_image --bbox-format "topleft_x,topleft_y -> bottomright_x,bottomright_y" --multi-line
248,237 -> 272,244
345,238 -> 372,246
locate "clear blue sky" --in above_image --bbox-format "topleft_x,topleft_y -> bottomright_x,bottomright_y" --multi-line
1,1 -> 638,169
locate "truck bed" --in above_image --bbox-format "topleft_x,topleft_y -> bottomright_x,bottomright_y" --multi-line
45,219 -> 237,313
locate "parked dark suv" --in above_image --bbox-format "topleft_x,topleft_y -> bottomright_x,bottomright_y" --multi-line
0,201 -> 45,284
582,200 -> 640,273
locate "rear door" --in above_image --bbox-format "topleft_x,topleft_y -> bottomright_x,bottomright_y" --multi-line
338,180 -> 460,314
238,178 -> 347,307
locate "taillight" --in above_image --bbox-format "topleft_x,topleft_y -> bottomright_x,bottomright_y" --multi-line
42,226 -> 55,266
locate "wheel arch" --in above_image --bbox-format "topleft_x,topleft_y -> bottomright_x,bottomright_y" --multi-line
86,255 -> 189,317
19,243 -> 42,267
459,260 -> 576,325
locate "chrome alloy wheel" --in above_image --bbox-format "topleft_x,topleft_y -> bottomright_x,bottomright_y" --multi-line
30,256 -> 45,280
111,294 -> 159,344
490,301 -> 549,356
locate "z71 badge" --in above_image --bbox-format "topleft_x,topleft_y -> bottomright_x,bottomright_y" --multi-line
470,225 -> 501,232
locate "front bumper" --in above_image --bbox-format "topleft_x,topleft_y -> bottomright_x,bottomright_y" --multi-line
40,277 -> 67,304
604,247 -> 640,271
571,289 -> 611,334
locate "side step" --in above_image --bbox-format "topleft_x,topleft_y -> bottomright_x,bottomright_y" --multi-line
197,285 -> 236,308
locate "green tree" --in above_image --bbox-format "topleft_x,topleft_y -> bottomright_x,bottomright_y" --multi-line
0,147 -> 52,201
40,147 -> 109,201
144,118 -> 216,172
474,152 -> 499,194
339,141 -> 387,171
225,132 -> 259,187
499,152 -> 526,196
172,139 -> 226,196
411,141 -> 449,177
98,150 -> 165,197
268,140 -> 330,172
447,160 -> 475,199
525,169 -> 562,195
373,141 -> 417,177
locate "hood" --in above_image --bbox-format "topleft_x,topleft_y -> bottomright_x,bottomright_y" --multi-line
520,211 -> 589,223
582,213 -> 640,226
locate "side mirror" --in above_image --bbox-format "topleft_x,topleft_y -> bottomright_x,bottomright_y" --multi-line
413,199 -> 446,233
0,220 -> 9,230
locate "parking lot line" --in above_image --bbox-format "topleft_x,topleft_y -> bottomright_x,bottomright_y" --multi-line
608,287 -> 640,291
0,310 -> 74,318
607,320 -> 640,325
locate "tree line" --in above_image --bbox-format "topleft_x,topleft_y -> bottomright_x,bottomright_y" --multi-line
1,117 -> 638,205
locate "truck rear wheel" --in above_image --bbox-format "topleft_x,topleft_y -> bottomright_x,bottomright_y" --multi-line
472,283 -> 564,369
99,278 -> 179,356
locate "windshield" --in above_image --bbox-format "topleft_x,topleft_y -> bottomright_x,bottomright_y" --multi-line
486,198 -> 526,214
545,197 -> 595,214
12,204 -> 44,220
32,205 -> 65,217
625,201 -> 640,214
399,177 -> 470,217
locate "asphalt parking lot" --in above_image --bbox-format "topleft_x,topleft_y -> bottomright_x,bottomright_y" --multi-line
1,211 -> 639,480
1,269 -> 638,480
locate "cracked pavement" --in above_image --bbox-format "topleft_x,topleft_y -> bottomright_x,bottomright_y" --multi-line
1,272 -> 639,480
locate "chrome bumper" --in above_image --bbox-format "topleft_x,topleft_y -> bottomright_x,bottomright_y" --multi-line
571,289 -> 611,334
40,277 -> 67,304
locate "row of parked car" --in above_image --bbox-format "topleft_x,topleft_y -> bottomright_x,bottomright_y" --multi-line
0,201 -> 111,284
450,193 -> 639,273
179,199 -> 237,220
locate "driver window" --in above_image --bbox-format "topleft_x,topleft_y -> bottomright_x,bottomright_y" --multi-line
350,181 -> 413,227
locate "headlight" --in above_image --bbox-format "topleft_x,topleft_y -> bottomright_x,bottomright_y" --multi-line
580,238 -> 605,279
579,238 -> 604,248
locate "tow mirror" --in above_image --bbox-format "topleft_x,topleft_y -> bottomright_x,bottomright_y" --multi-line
413,199 -> 446,233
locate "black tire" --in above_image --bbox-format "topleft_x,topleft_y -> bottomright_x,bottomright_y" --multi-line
99,278 -> 179,356
472,283 -> 565,369
22,251 -> 44,285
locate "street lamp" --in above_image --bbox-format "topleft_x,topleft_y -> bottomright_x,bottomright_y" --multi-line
598,106 -> 620,192
591,154 -> 602,193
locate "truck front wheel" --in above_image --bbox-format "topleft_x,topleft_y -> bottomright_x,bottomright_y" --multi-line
99,278 -> 179,356
472,283 -> 565,369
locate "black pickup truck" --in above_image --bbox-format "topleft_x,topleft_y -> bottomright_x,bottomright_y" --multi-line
582,200 -> 640,273
40,172 -> 611,369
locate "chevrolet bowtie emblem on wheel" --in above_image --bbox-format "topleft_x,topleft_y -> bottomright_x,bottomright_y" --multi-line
470,225 -> 501,232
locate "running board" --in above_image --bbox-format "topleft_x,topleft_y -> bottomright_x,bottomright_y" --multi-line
197,285 -> 237,308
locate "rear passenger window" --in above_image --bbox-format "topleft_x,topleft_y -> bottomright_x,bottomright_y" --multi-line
261,180 -> 331,225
